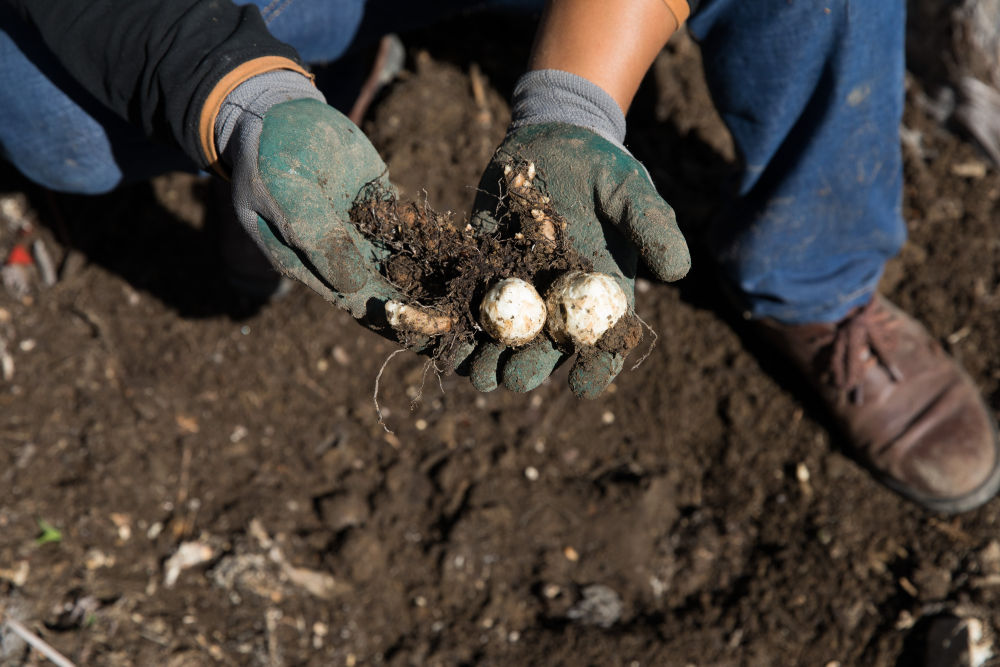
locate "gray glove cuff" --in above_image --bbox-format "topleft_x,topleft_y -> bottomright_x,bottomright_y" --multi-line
510,70 -> 627,148
215,70 -> 326,162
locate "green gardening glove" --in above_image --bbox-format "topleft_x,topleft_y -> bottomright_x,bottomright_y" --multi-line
218,70 -> 401,323
467,71 -> 690,398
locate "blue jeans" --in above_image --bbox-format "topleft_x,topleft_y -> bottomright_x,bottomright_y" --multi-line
689,0 -> 907,323
0,0 -> 906,324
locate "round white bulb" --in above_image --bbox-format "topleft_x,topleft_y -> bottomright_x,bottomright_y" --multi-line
479,278 -> 547,346
545,271 -> 628,347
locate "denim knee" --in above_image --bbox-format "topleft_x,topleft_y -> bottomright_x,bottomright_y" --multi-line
4,129 -> 123,195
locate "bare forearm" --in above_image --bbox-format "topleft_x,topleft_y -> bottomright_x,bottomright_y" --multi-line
528,0 -> 682,113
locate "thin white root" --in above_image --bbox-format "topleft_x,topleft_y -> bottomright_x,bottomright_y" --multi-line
374,348 -> 407,433
3,618 -> 77,667
385,301 -> 454,336
630,311 -> 658,371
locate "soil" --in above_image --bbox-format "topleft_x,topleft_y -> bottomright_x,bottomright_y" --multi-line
4,12 -> 1000,667
350,166 -> 600,359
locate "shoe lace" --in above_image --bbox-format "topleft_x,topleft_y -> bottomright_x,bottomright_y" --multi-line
827,299 -> 904,405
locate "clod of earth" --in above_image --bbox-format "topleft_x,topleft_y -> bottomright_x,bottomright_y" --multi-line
350,161 -> 647,369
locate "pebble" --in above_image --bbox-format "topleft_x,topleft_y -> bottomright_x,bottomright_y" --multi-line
0,560 -> 29,587
163,540 -> 216,587
524,466 -> 539,481
333,345 -> 350,366
567,584 -> 623,628
147,521 -> 164,540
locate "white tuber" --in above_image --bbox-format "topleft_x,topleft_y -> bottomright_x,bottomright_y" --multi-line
545,271 -> 628,347
385,301 -> 455,336
479,278 -> 547,346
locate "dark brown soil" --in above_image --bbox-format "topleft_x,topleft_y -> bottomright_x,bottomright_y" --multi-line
349,164 -> 596,358
4,15 -> 1000,667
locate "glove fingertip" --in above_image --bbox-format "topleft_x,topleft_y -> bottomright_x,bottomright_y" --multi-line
501,343 -> 563,393
626,204 -> 691,283
451,341 -> 477,375
316,227 -> 369,294
644,239 -> 691,283
469,343 -> 505,393
568,351 -> 624,400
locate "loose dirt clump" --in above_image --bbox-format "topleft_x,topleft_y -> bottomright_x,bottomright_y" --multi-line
350,158 -> 644,363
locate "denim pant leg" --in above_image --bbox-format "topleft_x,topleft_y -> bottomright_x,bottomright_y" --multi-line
688,0 -> 908,324
0,5 -> 194,194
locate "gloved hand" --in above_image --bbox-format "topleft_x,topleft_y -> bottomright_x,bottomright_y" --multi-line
216,70 -> 401,322
467,70 -> 690,399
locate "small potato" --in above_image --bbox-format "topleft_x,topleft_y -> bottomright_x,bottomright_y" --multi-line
545,272 -> 628,347
479,278 -> 547,346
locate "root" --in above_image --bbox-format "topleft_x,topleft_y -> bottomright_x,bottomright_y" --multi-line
630,311 -> 659,371
349,173 -> 589,356
374,348 -> 407,433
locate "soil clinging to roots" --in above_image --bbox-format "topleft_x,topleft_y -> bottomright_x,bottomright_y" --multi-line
350,159 -> 644,365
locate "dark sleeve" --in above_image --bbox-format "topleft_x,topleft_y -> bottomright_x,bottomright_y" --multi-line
3,0 -> 305,166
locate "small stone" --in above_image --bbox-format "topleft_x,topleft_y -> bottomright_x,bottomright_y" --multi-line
563,546 -> 579,562
147,521 -> 164,540
85,548 -> 115,570
110,512 -> 132,542
567,584 -> 623,628
0,560 -> 29,587
175,414 -> 199,434
163,541 -> 216,587
979,540 -> 1000,574
524,466 -> 539,481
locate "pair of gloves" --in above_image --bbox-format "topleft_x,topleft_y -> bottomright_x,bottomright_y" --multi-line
218,68 -> 689,398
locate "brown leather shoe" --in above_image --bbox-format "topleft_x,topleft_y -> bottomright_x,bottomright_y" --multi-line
753,295 -> 1000,513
